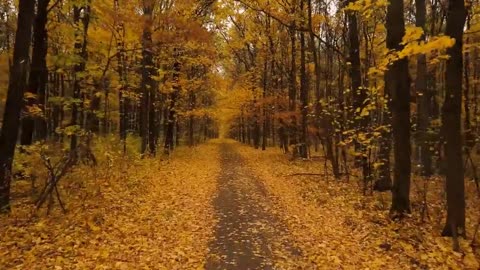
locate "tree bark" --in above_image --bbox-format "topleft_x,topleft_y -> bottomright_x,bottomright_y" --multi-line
0,0 -> 36,213
165,60 -> 180,154
288,3 -> 297,154
140,2 -> 155,155
299,0 -> 308,158
114,0 -> 127,154
70,3 -> 90,154
346,0 -> 371,185
441,0 -> 467,240
21,0 -> 50,145
386,0 -> 412,216
415,0 -> 433,176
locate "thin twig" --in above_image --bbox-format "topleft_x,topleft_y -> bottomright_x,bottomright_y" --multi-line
286,173 -> 324,177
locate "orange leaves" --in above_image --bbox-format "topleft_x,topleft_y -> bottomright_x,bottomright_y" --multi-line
235,142 -> 480,269
0,142 -> 221,269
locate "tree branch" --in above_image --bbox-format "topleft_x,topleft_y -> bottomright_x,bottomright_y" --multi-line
234,0 -> 346,58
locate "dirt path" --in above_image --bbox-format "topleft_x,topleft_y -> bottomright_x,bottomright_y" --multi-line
205,143 -> 300,269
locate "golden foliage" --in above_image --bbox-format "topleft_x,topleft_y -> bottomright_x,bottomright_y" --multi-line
0,141 -> 221,269
237,142 -> 480,269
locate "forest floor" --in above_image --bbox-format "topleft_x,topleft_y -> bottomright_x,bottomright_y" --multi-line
1,139 -> 480,269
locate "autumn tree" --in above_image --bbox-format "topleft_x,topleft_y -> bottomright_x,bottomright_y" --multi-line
441,0 -> 467,243
0,0 -> 36,212
298,0 -> 309,158
415,0 -> 433,176
70,1 -> 91,154
20,0 -> 50,145
140,0 -> 156,155
386,0 -> 412,216
345,0 -> 373,187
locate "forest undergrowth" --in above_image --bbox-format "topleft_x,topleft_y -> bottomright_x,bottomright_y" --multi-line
238,142 -> 480,269
1,139 -> 480,269
0,139 -> 221,269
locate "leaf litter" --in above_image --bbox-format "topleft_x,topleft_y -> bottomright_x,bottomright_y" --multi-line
236,140 -> 480,269
2,139 -> 480,269
0,142 -> 221,269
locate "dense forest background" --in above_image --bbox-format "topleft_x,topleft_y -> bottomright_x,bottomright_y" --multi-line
1,0 -> 480,268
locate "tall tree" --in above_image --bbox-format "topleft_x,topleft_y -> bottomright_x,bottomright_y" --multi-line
441,0 -> 467,242
20,0 -> 50,145
299,0 -> 308,158
386,0 -> 412,216
415,0 -> 433,176
346,0 -> 375,188
0,0 -> 36,212
288,1 -> 298,156
165,54 -> 181,154
114,0 -> 128,154
140,0 -> 157,155
70,2 -> 91,154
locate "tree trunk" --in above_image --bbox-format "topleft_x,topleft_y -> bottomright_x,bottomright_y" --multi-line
188,91 -> 196,147
288,10 -> 297,154
114,0 -> 127,153
348,4 -> 364,122
415,0 -> 433,176
148,83 -> 157,155
70,3 -> 90,154
299,0 -> 308,158
21,0 -> 49,145
346,0 -> 370,183
387,0 -> 412,216
262,52 -> 268,151
441,0 -> 467,240
464,14 -> 474,151
140,3 -> 154,155
0,0 -> 35,213
165,60 -> 180,154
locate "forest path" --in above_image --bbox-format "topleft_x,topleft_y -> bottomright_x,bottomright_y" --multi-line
2,140 -> 477,269
205,143 -> 301,270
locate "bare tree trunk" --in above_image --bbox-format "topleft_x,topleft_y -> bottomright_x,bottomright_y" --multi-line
0,0 -> 35,213
262,40 -> 268,151
21,0 -> 50,145
441,0 -> 467,242
387,0 -> 412,216
464,13 -> 474,152
114,0 -> 127,154
299,0 -> 308,158
346,0 -> 371,185
70,3 -> 90,155
140,2 -> 154,155
288,3 -> 298,155
415,0 -> 433,176
165,59 -> 180,154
